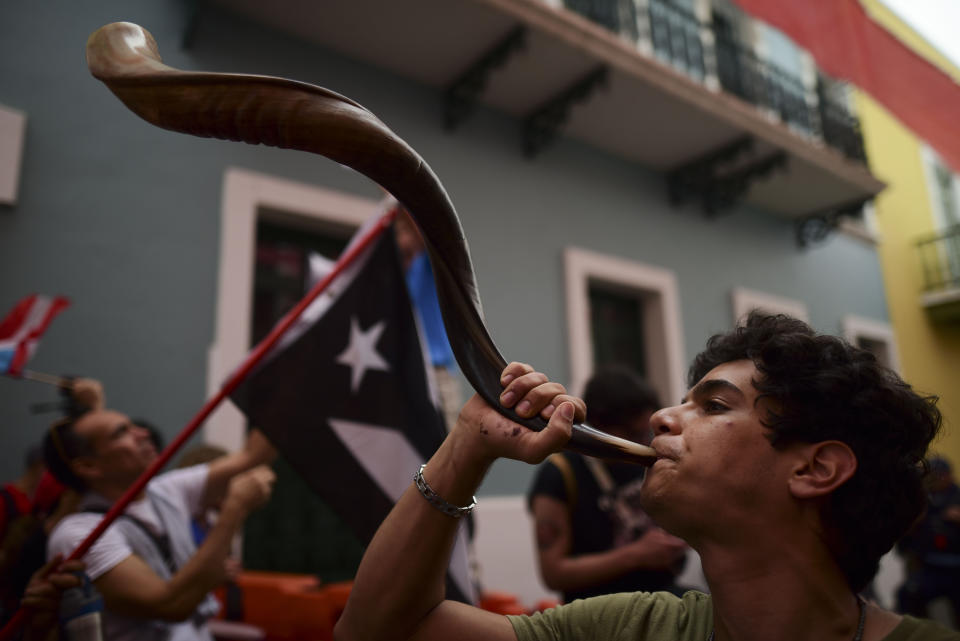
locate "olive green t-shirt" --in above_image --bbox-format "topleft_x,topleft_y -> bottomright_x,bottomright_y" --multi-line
509,591 -> 960,640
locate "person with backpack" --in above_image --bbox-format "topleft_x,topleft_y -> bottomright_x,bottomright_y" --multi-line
526,366 -> 688,602
42,406 -> 277,641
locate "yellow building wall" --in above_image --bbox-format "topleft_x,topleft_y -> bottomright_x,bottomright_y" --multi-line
854,1 -> 960,467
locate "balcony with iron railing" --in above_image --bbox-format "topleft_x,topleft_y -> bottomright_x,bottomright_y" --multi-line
216,0 -> 884,218
563,0 -> 866,164
917,225 -> 960,322
817,81 -> 868,164
713,35 -> 813,133
647,0 -> 705,82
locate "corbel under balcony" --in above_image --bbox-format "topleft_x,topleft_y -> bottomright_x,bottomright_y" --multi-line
214,0 -> 886,217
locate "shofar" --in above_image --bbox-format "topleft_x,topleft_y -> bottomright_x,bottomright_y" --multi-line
86,21 -> 657,465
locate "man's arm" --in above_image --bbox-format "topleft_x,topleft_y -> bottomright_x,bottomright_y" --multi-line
531,495 -> 687,593
93,465 -> 274,621
335,363 -> 585,641
69,378 -> 105,413
201,429 -> 277,509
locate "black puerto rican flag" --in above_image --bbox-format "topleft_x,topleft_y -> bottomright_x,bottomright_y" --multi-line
230,219 -> 476,603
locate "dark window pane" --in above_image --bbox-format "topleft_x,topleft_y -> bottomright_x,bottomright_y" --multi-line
244,214 -> 357,580
251,219 -> 351,344
589,283 -> 646,377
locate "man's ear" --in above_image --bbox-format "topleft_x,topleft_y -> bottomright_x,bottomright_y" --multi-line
70,457 -> 102,484
788,441 -> 857,499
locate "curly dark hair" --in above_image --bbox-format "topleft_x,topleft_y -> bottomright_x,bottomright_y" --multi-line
688,311 -> 941,592
583,365 -> 661,431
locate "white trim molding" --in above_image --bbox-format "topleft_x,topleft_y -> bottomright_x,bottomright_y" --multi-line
842,314 -> 900,373
731,287 -> 809,325
205,167 -> 382,451
564,247 -> 685,408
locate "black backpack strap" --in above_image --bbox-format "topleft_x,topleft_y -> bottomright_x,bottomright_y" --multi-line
547,454 -> 578,511
81,508 -> 177,575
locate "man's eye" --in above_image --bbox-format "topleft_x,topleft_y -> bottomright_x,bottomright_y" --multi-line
704,400 -> 727,412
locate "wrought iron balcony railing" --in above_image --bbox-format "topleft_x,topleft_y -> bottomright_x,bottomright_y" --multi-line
561,0 -> 868,164
648,0 -> 705,81
817,82 -> 868,164
564,0 -> 639,41
917,224 -> 960,293
713,34 -> 813,134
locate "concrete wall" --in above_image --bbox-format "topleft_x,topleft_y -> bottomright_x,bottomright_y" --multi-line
1,1 -> 890,497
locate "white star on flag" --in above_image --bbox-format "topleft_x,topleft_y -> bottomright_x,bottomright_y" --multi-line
336,316 -> 390,393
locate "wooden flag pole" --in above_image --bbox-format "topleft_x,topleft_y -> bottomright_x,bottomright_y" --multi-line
0,208 -> 396,641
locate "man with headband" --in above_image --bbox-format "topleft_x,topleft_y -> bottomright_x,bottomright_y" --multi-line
335,312 -> 957,641
43,404 -> 276,641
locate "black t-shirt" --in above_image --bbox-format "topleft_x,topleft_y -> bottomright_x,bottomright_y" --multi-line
527,452 -> 679,602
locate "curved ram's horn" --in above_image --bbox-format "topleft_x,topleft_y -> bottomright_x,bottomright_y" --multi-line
86,22 -> 657,465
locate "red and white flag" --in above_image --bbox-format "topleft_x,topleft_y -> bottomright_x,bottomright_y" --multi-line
0,294 -> 70,376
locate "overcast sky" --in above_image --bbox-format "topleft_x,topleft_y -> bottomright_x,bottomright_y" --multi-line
879,0 -> 960,68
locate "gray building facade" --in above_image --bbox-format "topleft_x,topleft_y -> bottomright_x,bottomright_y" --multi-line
2,0 -> 889,510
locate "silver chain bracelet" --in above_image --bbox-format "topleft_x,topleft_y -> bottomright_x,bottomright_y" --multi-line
414,464 -> 477,518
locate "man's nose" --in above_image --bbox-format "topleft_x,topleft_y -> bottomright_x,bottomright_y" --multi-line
650,406 -> 680,435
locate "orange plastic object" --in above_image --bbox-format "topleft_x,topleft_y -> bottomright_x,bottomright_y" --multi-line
213,572 -> 353,641
478,591 -> 526,616
316,581 -> 354,626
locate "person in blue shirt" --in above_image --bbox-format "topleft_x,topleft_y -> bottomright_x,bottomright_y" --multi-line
394,208 -> 461,431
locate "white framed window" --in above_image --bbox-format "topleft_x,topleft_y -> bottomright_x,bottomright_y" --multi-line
0,104 -> 26,205
842,315 -> 900,373
754,22 -> 805,83
564,247 -> 685,407
921,145 -> 960,232
205,167 -> 383,451
731,287 -> 809,325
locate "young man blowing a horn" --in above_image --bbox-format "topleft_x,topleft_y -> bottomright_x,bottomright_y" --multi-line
336,312 -> 957,641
